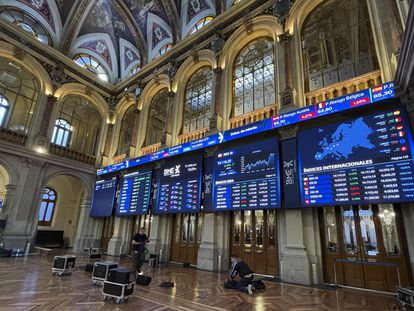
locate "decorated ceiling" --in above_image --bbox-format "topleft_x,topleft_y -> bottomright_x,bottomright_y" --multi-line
0,0 -> 237,83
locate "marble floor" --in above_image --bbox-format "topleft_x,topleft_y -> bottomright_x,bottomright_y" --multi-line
0,253 -> 401,310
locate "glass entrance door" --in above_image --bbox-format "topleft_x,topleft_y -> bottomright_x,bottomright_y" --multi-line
231,210 -> 278,276
321,205 -> 411,291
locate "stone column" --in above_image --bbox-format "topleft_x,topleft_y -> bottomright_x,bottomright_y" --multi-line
147,215 -> 173,262
107,217 -> 133,256
33,95 -> 57,150
280,209 -> 312,285
209,67 -> 223,134
278,32 -> 296,111
73,197 -> 104,251
197,213 -> 218,271
161,91 -> 175,148
1,158 -> 45,250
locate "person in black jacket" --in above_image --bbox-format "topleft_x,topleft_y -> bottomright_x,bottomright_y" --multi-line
225,255 -> 254,295
131,227 -> 149,274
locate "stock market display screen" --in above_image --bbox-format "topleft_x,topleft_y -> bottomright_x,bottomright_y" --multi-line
213,138 -> 281,211
116,170 -> 152,216
298,107 -> 414,206
155,153 -> 203,214
90,177 -> 117,217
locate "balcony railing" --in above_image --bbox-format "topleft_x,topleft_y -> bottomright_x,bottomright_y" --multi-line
305,70 -> 382,106
230,104 -> 278,129
49,144 -> 96,165
0,127 -> 27,146
140,143 -> 161,155
178,127 -> 209,144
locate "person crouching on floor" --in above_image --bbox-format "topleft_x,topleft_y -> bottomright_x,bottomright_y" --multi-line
225,255 -> 254,295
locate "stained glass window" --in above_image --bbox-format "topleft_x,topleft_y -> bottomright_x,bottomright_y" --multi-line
301,0 -> 378,92
154,44 -> 172,59
233,38 -> 275,117
188,16 -> 214,35
0,9 -> 51,45
145,88 -> 168,146
183,67 -> 213,133
126,63 -> 141,78
73,54 -> 109,82
38,187 -> 57,226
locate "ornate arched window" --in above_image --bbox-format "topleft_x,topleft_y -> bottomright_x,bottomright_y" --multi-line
145,88 -> 168,146
38,187 -> 57,226
0,95 -> 10,127
52,118 -> 72,147
0,58 -> 39,134
233,38 -> 275,117
183,67 -> 213,133
154,44 -> 172,59
126,64 -> 141,78
53,96 -> 101,155
0,9 -> 51,45
301,0 -> 378,92
73,54 -> 109,82
188,16 -> 214,35
117,106 -> 137,155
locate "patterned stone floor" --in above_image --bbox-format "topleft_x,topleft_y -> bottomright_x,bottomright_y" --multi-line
0,253 -> 400,310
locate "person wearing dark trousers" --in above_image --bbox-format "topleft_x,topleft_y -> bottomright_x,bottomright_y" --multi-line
131,227 -> 149,274
225,255 -> 254,295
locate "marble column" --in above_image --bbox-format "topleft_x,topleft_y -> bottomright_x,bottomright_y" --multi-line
107,217 -> 133,256
33,95 -> 57,149
280,209 -> 312,285
209,67 -> 223,134
147,215 -> 173,262
73,197 -> 103,251
1,158 -> 45,250
197,213 -> 218,271
278,32 -> 296,112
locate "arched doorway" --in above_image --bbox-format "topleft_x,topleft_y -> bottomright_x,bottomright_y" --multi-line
35,175 -> 85,248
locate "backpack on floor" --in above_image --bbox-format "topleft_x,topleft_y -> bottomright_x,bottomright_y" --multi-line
253,280 -> 266,290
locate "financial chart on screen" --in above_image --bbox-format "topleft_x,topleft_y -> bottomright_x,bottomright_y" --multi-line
298,107 -> 414,206
90,177 -> 117,217
213,138 -> 281,211
156,153 -> 203,214
116,170 -> 152,216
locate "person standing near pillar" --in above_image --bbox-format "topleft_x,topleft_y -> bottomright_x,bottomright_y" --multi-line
131,227 -> 149,274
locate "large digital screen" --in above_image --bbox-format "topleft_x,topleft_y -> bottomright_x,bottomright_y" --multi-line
298,107 -> 414,206
116,170 -> 152,216
213,138 -> 281,211
90,177 -> 117,217
155,153 -> 203,214
97,83 -> 395,176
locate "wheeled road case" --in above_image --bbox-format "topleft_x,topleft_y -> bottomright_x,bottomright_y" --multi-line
102,280 -> 134,304
91,261 -> 118,286
52,255 -> 76,276
397,286 -> 414,309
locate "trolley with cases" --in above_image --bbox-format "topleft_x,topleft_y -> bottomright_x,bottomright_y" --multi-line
397,286 -> 414,309
52,255 -> 76,276
102,280 -> 134,304
91,261 -> 118,286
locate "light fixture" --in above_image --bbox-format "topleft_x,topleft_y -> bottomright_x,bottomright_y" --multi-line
35,146 -> 47,154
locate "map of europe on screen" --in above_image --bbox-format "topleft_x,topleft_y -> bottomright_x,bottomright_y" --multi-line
298,107 -> 414,206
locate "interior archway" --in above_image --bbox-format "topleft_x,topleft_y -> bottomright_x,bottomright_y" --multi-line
35,175 -> 86,248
